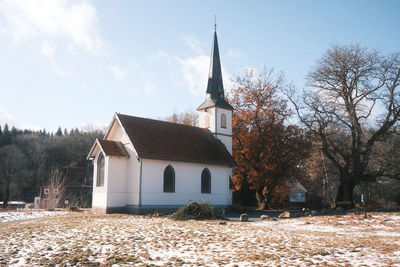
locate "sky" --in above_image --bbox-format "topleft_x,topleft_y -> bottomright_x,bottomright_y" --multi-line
0,0 -> 399,132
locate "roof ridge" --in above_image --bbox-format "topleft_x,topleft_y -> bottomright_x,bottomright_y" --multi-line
116,113 -> 207,130
110,112 -> 234,166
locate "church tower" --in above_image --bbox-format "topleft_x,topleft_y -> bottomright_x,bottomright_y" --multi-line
197,27 -> 233,154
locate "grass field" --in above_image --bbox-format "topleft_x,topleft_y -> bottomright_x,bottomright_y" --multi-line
0,212 -> 399,266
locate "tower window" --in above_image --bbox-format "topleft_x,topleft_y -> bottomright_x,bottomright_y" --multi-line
163,165 -> 175,193
97,153 -> 105,187
201,168 -> 211,194
221,113 -> 227,128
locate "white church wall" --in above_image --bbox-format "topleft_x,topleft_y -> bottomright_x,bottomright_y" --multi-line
140,159 -> 231,208
91,153 -> 108,211
107,119 -> 130,144
124,155 -> 140,207
215,108 -> 232,136
105,157 -> 128,207
199,108 -> 216,131
216,135 -> 232,154
106,118 -> 141,207
199,107 -> 232,154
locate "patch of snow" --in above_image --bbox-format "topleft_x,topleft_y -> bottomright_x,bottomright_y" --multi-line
1,213 -> 399,266
0,210 -> 68,223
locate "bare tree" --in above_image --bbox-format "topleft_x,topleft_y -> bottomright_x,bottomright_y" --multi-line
165,110 -> 199,126
287,45 -> 400,204
46,168 -> 67,209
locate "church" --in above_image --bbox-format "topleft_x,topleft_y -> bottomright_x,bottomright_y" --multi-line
87,28 -> 235,214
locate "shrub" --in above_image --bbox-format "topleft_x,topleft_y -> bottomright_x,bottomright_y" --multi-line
172,201 -> 226,220
67,206 -> 83,212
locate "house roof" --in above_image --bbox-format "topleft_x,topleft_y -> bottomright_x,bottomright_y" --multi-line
290,182 -> 307,193
197,94 -> 234,111
116,113 -> 235,166
87,139 -> 130,160
97,140 -> 130,158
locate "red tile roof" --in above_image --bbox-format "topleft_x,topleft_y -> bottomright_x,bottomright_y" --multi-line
116,113 -> 234,166
98,140 -> 130,158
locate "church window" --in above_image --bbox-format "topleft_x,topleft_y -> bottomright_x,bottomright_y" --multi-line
221,113 -> 227,128
201,168 -> 211,194
163,165 -> 175,193
97,153 -> 105,187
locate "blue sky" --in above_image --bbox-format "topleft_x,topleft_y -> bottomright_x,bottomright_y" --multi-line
0,0 -> 399,132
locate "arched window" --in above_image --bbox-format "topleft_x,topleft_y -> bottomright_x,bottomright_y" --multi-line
201,168 -> 211,194
221,113 -> 227,128
97,153 -> 105,187
163,165 -> 175,193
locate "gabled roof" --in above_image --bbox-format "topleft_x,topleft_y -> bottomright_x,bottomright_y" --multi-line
87,139 -> 130,159
197,94 -> 234,111
116,113 -> 235,167
290,182 -> 307,193
98,140 -> 130,158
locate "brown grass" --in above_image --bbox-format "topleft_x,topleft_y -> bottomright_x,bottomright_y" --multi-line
0,212 -> 399,266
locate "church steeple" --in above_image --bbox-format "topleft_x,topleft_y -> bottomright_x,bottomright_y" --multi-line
197,27 -> 233,111
206,30 -> 224,99
197,24 -> 233,154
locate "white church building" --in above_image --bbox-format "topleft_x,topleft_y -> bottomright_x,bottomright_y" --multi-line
87,29 -> 235,214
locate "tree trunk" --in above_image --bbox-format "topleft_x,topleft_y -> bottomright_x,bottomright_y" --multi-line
264,192 -> 272,209
336,176 -> 355,207
255,190 -> 265,209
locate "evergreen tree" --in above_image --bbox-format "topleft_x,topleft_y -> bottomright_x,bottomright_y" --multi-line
56,127 -> 63,136
11,126 -> 18,136
3,124 -> 9,134
39,129 -> 47,136
0,126 -> 2,146
2,124 -> 11,145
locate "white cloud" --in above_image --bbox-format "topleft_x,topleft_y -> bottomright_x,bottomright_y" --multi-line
154,51 -> 233,96
108,65 -> 126,81
41,41 -> 55,59
0,0 -> 104,54
0,108 -> 18,128
0,108 -> 38,130
81,82 -> 89,89
177,55 -> 209,95
181,34 -> 205,55
225,48 -> 243,59
39,41 -> 70,77
52,65 -> 69,77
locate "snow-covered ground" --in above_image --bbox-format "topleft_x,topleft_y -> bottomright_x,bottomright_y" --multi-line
0,210 -> 69,224
0,212 -> 399,266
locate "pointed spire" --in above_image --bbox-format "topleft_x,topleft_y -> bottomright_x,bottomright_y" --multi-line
197,24 -> 233,111
206,29 -> 224,99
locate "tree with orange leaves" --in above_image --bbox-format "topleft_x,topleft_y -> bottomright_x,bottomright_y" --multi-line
230,69 -> 310,208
